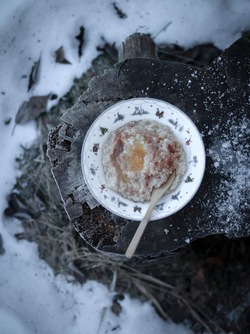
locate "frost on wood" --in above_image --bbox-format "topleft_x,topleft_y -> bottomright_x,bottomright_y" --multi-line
47,35 -> 250,260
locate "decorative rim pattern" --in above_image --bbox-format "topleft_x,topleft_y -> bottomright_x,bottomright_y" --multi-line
81,98 -> 206,221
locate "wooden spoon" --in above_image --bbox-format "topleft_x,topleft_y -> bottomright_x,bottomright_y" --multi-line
125,171 -> 176,259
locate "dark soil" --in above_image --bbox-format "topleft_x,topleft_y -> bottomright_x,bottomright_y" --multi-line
4,39 -> 250,333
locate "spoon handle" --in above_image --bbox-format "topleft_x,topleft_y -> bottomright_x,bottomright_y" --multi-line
125,171 -> 176,259
125,214 -> 150,259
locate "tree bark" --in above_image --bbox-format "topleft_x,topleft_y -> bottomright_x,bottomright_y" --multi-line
118,33 -> 158,61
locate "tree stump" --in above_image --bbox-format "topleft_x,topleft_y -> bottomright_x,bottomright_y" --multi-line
47,33 -> 250,261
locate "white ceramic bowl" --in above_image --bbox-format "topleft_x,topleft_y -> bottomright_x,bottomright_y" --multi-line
81,98 -> 205,221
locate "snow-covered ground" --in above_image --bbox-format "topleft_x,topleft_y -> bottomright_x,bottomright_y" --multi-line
1,1 -> 250,333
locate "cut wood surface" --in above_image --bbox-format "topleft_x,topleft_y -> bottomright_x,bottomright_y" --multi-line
47,33 -> 250,260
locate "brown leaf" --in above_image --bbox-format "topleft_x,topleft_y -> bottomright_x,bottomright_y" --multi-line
111,294 -> 124,316
75,26 -> 85,59
28,52 -> 42,91
15,94 -> 50,124
55,46 -> 71,64
112,2 -> 127,19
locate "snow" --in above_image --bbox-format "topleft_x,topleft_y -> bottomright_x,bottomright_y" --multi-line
0,0 -> 250,333
0,242 -> 192,334
208,115 -> 250,232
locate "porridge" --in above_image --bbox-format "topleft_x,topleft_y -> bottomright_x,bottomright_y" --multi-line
102,119 -> 187,202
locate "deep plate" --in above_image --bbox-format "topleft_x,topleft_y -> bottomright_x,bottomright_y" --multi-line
81,98 -> 205,221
